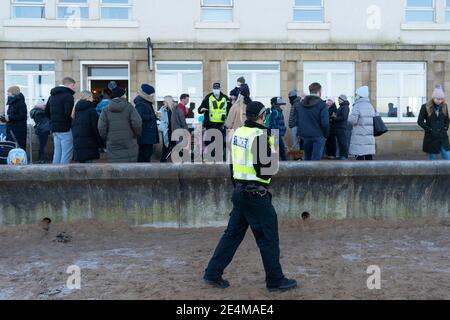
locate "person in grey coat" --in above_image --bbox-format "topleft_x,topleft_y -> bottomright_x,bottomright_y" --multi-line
98,82 -> 142,163
348,86 -> 377,160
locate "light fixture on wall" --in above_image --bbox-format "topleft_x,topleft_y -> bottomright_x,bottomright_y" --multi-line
147,37 -> 154,71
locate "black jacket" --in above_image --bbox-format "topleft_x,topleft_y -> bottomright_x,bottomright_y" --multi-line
293,95 -> 329,138
334,101 -> 350,131
30,107 -> 50,135
6,93 -> 27,150
134,96 -> 159,145
45,86 -> 75,133
328,103 -> 338,135
199,92 -> 231,129
418,103 -> 450,154
231,120 -> 274,186
71,100 -> 103,162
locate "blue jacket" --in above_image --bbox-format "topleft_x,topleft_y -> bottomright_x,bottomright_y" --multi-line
134,95 -> 159,145
269,105 -> 287,137
294,95 -> 329,138
96,99 -> 110,116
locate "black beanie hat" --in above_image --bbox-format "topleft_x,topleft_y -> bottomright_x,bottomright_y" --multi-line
246,101 -> 266,117
108,81 -> 126,98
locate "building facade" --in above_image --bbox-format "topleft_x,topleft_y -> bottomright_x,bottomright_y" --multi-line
2,0 -> 450,158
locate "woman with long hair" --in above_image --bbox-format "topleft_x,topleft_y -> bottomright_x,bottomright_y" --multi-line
418,85 -> 450,160
159,95 -> 175,162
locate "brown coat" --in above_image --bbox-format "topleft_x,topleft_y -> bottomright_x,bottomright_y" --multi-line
225,95 -> 247,130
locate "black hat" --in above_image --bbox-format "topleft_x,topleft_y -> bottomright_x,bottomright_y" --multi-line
246,101 -> 267,117
108,81 -> 126,98
213,82 -> 221,89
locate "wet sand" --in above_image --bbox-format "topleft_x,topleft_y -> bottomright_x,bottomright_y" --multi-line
0,218 -> 449,300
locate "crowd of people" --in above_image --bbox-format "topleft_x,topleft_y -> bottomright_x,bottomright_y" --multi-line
1,75 -> 449,164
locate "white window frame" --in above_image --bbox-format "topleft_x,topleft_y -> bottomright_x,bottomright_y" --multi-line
100,0 -> 132,20
227,61 -> 281,107
293,0 -> 324,23
405,0 -> 436,23
303,61 -> 355,105
4,60 -> 56,122
11,0 -> 45,19
200,0 -> 234,22
155,61 -> 204,121
56,0 -> 89,20
80,61 -> 131,101
376,62 -> 427,123
446,0 -> 450,22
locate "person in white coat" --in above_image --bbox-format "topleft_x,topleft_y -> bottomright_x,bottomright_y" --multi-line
348,86 -> 377,160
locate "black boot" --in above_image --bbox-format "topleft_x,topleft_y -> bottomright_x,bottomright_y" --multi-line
203,276 -> 230,289
267,278 -> 298,292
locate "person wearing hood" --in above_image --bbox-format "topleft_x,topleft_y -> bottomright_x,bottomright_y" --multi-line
45,77 -> 76,164
325,98 -> 338,159
334,95 -> 351,160
1,86 -> 28,151
225,83 -> 251,130
30,99 -> 51,163
134,84 -> 159,162
348,86 -> 377,161
98,81 -> 142,163
71,91 -> 103,163
418,85 -> 450,160
292,82 -> 329,161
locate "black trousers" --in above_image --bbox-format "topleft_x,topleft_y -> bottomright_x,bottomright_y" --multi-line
356,155 -> 373,161
325,133 -> 337,157
138,144 -> 153,163
160,143 -> 174,163
204,188 -> 285,287
336,128 -> 349,158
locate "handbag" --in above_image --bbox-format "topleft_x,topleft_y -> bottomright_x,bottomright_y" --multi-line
373,115 -> 388,137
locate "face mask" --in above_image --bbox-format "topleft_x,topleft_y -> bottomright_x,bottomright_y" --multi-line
213,90 -> 220,96
237,83 -> 241,88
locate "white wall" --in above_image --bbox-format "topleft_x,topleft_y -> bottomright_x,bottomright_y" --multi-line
2,0 -> 450,44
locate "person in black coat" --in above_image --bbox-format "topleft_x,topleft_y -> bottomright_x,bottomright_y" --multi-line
1,86 -> 28,150
418,86 -> 450,160
30,99 -> 51,163
325,98 -> 338,158
334,95 -> 351,160
134,84 -> 159,162
71,91 -> 103,163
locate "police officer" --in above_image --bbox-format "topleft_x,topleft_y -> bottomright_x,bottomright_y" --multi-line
199,82 -> 231,159
203,101 -> 298,292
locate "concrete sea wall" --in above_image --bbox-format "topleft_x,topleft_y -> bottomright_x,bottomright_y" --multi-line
0,162 -> 449,227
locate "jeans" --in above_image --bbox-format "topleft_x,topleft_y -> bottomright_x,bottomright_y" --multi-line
38,132 -> 49,161
303,137 -> 326,161
204,188 -> 285,288
138,144 -> 154,163
53,131 -> 73,165
429,145 -> 450,160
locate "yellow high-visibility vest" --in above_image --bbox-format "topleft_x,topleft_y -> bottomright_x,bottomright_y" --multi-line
232,126 -> 275,185
208,95 -> 227,123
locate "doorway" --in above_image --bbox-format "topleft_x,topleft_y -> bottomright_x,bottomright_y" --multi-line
89,80 -> 129,103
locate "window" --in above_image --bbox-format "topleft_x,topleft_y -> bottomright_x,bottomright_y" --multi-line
101,0 -> 131,20
405,0 -> 435,23
228,62 -> 280,107
293,0 -> 324,22
446,0 -> 450,22
11,0 -> 45,19
155,62 -> 203,120
201,0 -> 233,22
4,61 -> 55,121
57,0 -> 89,19
303,62 -> 355,104
377,62 -> 426,122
